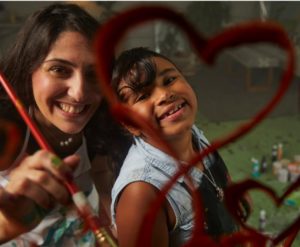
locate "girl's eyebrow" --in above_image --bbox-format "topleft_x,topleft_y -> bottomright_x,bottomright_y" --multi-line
158,67 -> 177,77
117,85 -> 133,95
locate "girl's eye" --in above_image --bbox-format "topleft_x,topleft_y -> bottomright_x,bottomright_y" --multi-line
164,76 -> 176,85
49,66 -> 71,78
136,93 -> 149,102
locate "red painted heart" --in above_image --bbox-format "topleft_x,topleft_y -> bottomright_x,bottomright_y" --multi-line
0,119 -> 21,168
94,5 -> 295,247
225,178 -> 300,247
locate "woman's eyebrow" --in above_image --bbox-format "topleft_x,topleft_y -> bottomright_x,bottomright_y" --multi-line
44,58 -> 76,67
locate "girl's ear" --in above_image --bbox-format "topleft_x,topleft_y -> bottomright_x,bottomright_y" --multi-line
123,124 -> 142,137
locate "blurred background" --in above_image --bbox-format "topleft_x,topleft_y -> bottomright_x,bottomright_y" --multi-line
1,1 -> 300,245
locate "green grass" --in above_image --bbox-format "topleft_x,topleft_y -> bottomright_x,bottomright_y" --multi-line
196,114 -> 300,246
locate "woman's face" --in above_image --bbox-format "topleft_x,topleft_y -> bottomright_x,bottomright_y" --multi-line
32,31 -> 101,134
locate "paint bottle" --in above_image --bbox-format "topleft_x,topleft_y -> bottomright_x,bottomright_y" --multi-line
259,209 -> 267,232
271,145 -> 278,163
260,155 -> 268,173
251,157 -> 260,178
277,143 -> 283,161
277,168 -> 289,183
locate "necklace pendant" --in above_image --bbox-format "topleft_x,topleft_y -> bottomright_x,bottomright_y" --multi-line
60,137 -> 73,147
216,187 -> 224,201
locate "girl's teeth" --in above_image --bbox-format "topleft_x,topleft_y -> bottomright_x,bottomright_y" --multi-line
59,103 -> 84,114
167,104 -> 183,116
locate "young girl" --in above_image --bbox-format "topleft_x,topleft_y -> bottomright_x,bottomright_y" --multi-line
110,47 -> 246,247
0,3 -> 129,246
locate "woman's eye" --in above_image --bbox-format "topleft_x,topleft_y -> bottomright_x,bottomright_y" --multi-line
49,66 -> 71,77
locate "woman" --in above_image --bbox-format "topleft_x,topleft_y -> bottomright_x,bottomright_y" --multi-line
0,3 -> 129,246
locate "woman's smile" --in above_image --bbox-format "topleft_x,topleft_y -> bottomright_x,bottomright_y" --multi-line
57,102 -> 87,115
32,31 -> 101,134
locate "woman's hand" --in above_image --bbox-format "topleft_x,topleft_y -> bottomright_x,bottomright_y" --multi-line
0,150 -> 79,243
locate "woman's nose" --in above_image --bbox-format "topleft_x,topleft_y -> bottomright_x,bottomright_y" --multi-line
68,74 -> 87,102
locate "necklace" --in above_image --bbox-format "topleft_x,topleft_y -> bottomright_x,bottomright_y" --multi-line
202,165 -> 224,202
60,137 -> 73,147
181,160 -> 224,201
31,107 -> 77,150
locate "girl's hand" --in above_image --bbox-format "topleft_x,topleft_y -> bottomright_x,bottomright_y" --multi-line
0,150 -> 79,243
237,193 -> 252,222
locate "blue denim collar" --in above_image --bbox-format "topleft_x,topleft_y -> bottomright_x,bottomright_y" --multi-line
133,125 -> 208,184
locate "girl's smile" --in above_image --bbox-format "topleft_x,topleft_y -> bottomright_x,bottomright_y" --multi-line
157,100 -> 187,121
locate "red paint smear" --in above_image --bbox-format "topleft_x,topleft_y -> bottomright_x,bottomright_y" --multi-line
225,179 -> 300,246
0,120 -> 21,166
94,5 -> 295,247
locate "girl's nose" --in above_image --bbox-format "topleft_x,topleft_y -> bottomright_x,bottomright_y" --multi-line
155,87 -> 176,106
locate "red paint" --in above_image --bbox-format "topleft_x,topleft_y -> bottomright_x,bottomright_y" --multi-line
94,5 -> 295,247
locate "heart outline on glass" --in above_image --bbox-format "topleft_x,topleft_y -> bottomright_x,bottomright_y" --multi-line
94,5 -> 295,247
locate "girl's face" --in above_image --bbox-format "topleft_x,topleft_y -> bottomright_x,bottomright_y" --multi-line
118,57 -> 198,144
32,31 -> 101,134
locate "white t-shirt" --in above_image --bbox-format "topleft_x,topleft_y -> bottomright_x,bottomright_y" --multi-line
0,125 -> 99,247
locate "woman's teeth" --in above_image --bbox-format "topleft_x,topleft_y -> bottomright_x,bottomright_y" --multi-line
59,103 -> 85,114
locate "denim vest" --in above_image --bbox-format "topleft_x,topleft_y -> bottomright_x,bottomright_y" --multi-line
111,125 -> 236,246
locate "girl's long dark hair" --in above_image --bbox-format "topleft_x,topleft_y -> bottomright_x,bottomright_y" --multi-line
112,47 -> 178,99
